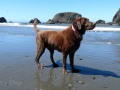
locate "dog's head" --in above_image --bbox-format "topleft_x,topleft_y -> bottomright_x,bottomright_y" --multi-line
72,17 -> 95,35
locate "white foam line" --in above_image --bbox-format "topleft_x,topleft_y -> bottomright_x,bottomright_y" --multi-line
23,24 -> 67,29
93,27 -> 120,31
115,44 -> 120,46
37,25 -> 67,29
1,23 -> 120,31
93,41 -> 120,46
0,23 -> 67,29
0,23 -> 20,26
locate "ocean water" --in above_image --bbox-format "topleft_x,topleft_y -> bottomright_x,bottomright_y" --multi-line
0,24 -> 120,45
0,26 -> 36,36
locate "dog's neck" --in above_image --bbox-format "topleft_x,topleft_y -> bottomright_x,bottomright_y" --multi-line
72,25 -> 82,39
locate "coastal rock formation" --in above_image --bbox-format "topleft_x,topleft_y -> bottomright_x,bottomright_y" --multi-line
96,19 -> 105,24
107,22 -> 113,25
0,17 -> 7,23
46,12 -> 82,24
113,8 -> 120,24
46,19 -> 55,24
29,18 -> 41,23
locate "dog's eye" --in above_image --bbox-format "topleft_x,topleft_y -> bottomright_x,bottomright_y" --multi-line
86,19 -> 89,23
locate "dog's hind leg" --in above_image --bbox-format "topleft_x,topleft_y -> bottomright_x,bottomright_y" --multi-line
48,49 -> 59,68
35,41 -> 45,69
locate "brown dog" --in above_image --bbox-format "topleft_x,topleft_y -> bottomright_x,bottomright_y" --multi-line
34,17 -> 95,74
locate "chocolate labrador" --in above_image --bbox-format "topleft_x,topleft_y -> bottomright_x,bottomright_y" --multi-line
33,17 -> 95,74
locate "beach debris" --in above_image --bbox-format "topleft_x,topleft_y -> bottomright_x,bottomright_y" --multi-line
67,83 -> 75,90
39,72 -> 43,75
68,83 -> 73,88
53,81 -> 57,84
36,88 -> 43,90
76,80 -> 85,84
92,77 -> 96,80
54,76 -> 58,79
103,86 -> 108,89
79,58 -> 83,60
25,55 -> 30,57
49,75 -> 52,78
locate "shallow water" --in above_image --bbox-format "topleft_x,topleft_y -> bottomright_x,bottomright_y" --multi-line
0,25 -> 120,45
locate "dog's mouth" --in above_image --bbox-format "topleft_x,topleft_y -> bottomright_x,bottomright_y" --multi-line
85,26 -> 94,30
87,26 -> 95,30
85,23 -> 96,30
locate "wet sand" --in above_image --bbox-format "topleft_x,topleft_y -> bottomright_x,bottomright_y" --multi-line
0,32 -> 120,90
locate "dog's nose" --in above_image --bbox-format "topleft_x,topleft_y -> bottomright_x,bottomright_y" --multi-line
94,23 -> 96,27
90,22 -> 96,30
94,22 -> 97,27
92,22 -> 96,28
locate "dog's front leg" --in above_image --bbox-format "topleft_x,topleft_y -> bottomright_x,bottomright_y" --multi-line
62,53 -> 68,74
69,53 -> 80,73
49,50 -> 59,68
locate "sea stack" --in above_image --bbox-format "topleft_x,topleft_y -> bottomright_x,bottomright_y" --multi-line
46,12 -> 82,24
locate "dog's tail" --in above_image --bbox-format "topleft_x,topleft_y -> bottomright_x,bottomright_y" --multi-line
33,19 -> 39,33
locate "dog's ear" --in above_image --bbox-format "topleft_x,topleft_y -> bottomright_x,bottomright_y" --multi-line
73,18 -> 82,30
76,18 -> 82,30
77,21 -> 81,30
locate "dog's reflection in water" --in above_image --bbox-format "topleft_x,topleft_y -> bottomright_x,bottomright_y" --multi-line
35,68 -> 76,90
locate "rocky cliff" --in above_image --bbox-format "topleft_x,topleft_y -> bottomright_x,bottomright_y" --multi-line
113,8 -> 120,24
29,18 -> 41,23
46,12 -> 82,24
96,19 -> 105,24
0,17 -> 7,23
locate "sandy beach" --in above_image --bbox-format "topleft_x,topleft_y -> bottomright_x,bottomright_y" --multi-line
0,25 -> 120,90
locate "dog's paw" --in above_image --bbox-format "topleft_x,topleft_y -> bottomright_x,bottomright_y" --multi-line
63,70 -> 68,75
38,63 -> 44,69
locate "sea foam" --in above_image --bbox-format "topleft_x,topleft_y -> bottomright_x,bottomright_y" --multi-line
0,23 -> 120,31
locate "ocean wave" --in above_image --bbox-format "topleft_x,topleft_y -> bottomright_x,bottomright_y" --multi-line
93,27 -> 120,32
0,23 -> 20,26
93,41 -> 120,46
0,23 -> 120,31
0,23 -> 67,29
